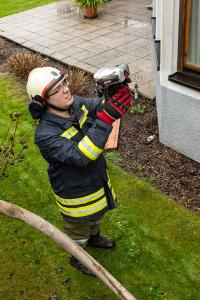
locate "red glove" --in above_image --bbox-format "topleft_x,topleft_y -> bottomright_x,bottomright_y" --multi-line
97,86 -> 133,125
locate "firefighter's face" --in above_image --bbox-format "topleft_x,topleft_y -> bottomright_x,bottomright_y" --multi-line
47,78 -> 73,110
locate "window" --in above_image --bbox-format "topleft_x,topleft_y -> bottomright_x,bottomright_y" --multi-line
184,0 -> 200,70
168,0 -> 200,91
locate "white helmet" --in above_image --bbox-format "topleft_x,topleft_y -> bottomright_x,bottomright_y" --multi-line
27,67 -> 65,103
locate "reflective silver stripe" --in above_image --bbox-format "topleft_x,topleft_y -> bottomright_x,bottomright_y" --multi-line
56,197 -> 107,217
78,136 -> 103,160
79,140 -> 99,160
54,188 -> 104,206
79,115 -> 85,128
84,136 -> 102,154
61,126 -> 78,139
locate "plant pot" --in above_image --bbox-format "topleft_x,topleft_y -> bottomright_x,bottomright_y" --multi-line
83,5 -> 98,19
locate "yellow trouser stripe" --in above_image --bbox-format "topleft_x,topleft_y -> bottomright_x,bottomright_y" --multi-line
111,187 -> 116,200
107,172 -> 116,200
78,136 -> 103,160
56,197 -> 107,217
61,126 -> 78,139
54,187 -> 104,205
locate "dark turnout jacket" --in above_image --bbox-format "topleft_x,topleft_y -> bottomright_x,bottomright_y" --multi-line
35,96 -> 117,221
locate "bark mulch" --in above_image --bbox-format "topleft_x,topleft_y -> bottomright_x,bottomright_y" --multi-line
119,97 -> 200,215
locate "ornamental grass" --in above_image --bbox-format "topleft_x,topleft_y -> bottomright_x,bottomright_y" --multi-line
67,67 -> 90,96
6,50 -> 47,80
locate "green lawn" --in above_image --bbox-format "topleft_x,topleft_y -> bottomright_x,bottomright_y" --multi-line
0,75 -> 200,300
0,0 -> 56,18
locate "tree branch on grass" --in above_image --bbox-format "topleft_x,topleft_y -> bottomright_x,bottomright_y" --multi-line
0,199 -> 137,300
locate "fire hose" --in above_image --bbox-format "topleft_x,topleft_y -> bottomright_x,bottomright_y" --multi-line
0,200 -> 138,300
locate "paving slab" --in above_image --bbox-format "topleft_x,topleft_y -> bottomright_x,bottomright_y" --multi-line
0,0 -> 154,99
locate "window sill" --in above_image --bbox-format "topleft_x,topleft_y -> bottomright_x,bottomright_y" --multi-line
168,71 -> 200,92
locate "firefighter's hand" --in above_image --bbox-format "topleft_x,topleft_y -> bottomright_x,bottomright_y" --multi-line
97,86 -> 133,125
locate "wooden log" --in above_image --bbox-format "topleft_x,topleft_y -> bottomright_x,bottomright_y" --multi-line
0,200 -> 138,300
105,119 -> 121,150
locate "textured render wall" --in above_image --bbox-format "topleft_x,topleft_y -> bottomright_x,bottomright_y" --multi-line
153,0 -> 200,163
153,51 -> 200,163
157,85 -> 200,163
152,0 -> 156,18
155,0 -> 161,39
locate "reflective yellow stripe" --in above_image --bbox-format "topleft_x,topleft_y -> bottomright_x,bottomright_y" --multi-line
61,126 -> 78,139
78,136 -> 103,160
84,136 -> 102,154
57,196 -> 106,212
56,197 -> 107,217
111,187 -> 116,199
78,142 -> 96,160
107,178 -> 111,188
79,105 -> 88,128
107,171 -> 116,200
54,187 -> 104,206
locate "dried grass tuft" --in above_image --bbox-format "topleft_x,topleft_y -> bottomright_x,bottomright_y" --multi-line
6,50 -> 48,80
67,68 -> 89,96
0,38 -> 5,50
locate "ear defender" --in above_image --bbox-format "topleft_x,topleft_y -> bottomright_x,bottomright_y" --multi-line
32,95 -> 45,106
29,95 -> 45,119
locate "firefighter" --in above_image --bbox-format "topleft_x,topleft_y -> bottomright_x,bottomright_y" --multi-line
27,67 -> 132,275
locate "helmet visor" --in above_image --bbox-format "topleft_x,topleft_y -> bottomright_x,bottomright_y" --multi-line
43,73 -> 66,100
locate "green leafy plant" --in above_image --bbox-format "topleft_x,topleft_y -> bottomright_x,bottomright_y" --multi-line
132,161 -> 144,172
0,112 -> 30,180
147,173 -> 160,184
104,150 -> 122,166
124,240 -> 140,259
130,103 -> 146,115
74,0 -> 106,8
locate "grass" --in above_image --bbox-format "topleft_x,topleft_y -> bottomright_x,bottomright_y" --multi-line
0,75 -> 200,300
0,0 -> 55,18
104,150 -> 122,166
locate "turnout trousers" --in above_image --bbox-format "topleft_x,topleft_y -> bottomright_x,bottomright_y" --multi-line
63,215 -> 103,247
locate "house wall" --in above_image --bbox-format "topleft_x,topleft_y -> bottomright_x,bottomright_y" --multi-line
153,0 -> 200,163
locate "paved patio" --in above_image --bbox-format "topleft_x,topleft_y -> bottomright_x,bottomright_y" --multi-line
0,0 -> 154,98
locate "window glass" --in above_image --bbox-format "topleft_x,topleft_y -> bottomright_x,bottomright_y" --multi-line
187,0 -> 200,67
